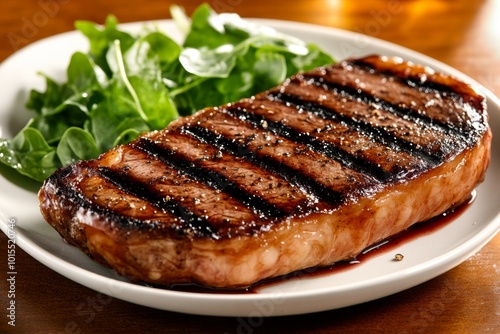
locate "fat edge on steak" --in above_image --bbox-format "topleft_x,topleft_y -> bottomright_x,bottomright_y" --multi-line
39,55 -> 492,289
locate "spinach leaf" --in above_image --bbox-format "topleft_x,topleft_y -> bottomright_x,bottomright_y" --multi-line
57,127 -> 100,166
108,39 -> 179,130
173,3 -> 334,114
253,49 -> 287,89
179,43 -> 249,78
143,31 -> 182,65
0,124 -> 60,181
183,4 -> 249,49
89,80 -> 149,152
75,15 -> 135,77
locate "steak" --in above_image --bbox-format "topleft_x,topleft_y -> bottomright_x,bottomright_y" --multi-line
38,55 -> 492,289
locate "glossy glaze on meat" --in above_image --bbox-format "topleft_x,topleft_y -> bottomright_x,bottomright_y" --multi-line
38,55 -> 492,288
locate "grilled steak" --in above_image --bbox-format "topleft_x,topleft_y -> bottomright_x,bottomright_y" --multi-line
38,55 -> 491,289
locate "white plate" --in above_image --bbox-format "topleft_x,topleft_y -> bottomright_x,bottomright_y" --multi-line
0,19 -> 499,317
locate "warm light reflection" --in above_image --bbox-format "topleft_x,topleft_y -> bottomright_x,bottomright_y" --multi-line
485,0 -> 500,57
327,0 -> 341,9
400,0 -> 449,30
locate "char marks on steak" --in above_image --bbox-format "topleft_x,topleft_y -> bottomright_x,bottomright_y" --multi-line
38,55 -> 492,288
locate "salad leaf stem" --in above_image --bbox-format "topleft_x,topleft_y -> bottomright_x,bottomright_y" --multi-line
112,39 -> 148,122
169,76 -> 208,97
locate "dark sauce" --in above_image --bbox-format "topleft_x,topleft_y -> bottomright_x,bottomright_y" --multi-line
161,191 -> 476,294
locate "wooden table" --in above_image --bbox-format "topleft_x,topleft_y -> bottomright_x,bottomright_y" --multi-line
1,0 -> 499,332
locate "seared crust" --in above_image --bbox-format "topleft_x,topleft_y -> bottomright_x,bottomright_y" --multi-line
38,55 -> 491,288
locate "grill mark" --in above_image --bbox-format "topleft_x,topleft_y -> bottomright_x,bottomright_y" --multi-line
347,57 -> 484,108
96,166 -> 217,238
303,72 -> 468,140
132,136 -> 289,219
351,57 -> 487,124
237,97 -> 429,179
96,146 -> 267,231
349,59 -> 462,99
55,164 -> 195,236
188,110 -> 381,200
145,130 -> 318,214
302,59 -> 487,145
223,104 -> 392,181
67,185 -> 166,231
268,91 -> 444,166
183,125 -> 345,205
296,74 -> 471,158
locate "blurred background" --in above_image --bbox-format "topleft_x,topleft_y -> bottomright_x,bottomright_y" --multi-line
1,0 -> 499,93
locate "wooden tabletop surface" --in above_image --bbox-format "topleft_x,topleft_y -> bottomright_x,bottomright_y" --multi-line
1,0 -> 499,333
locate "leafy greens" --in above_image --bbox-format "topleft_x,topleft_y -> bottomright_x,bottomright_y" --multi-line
0,3 -> 334,182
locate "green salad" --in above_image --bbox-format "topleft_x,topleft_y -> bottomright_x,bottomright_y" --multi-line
0,3 -> 334,182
